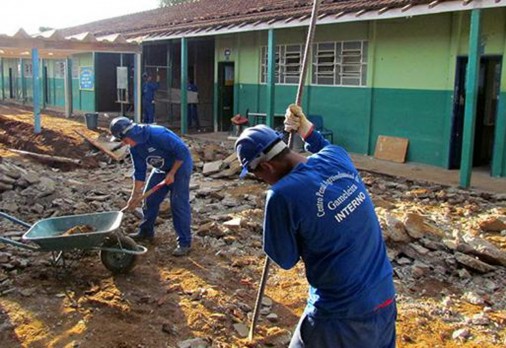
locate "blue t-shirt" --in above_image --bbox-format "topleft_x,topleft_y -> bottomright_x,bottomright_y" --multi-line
127,124 -> 192,182
264,131 -> 395,318
142,81 -> 159,103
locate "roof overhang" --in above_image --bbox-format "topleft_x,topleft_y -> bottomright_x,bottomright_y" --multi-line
141,0 -> 505,42
0,29 -> 141,59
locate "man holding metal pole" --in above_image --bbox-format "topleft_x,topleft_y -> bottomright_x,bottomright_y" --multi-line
235,106 -> 397,347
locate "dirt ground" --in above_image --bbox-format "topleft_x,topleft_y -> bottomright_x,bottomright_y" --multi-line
0,104 -> 505,348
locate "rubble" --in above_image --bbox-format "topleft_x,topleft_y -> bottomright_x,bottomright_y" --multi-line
1,128 -> 506,346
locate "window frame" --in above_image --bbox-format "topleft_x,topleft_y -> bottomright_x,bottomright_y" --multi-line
312,40 -> 368,87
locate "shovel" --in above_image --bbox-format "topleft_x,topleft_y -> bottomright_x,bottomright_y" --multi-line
120,181 -> 166,213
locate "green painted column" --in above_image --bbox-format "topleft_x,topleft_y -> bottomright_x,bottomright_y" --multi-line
491,19 -> 506,177
32,49 -> 41,134
266,29 -> 276,128
64,58 -> 73,117
166,42 -> 173,124
181,37 -> 188,134
93,52 -> 98,111
233,34 -> 241,116
460,9 -> 482,188
213,76 -> 219,132
0,58 -> 4,100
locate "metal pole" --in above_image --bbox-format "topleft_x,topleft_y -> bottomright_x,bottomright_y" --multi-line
248,0 -> 321,342
288,0 -> 321,148
181,37 -> 188,134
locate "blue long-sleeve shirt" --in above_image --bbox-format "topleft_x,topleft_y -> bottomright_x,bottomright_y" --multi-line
264,130 -> 395,318
127,124 -> 192,182
142,81 -> 159,103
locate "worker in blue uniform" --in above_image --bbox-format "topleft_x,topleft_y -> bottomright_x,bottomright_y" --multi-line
235,105 -> 397,347
142,72 -> 160,124
187,79 -> 200,130
110,116 -> 193,256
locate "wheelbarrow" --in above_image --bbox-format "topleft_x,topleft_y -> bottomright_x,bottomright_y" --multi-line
0,211 -> 147,274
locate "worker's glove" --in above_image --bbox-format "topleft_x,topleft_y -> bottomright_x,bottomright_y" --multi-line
284,104 -> 314,139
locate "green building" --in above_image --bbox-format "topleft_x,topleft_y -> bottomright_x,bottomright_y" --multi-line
1,0 -> 506,183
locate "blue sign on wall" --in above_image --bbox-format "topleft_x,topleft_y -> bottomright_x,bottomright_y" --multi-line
79,66 -> 94,90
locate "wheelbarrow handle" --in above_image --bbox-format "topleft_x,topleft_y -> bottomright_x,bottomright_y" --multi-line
0,211 -> 31,228
0,236 -> 40,251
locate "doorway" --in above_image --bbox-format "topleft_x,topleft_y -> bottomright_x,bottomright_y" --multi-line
43,66 -> 49,104
8,68 -> 13,99
217,62 -> 234,131
449,56 -> 501,169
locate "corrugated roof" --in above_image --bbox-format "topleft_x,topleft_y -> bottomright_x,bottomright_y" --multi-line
57,0 -> 503,41
0,29 -> 140,59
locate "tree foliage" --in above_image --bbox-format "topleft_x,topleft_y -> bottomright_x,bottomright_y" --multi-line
38,27 -> 54,33
159,0 -> 194,7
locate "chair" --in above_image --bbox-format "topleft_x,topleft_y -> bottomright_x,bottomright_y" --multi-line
308,114 -> 334,144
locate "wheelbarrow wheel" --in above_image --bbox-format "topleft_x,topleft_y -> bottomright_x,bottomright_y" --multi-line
100,235 -> 138,274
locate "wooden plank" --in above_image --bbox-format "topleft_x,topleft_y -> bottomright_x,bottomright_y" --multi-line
75,131 -> 122,161
9,149 -> 82,165
374,135 -> 409,163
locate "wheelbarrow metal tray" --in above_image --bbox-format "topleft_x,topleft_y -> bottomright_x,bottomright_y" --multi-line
22,212 -> 123,251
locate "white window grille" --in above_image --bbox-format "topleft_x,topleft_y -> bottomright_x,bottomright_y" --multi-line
261,44 -> 302,84
312,41 -> 368,86
55,60 -> 66,78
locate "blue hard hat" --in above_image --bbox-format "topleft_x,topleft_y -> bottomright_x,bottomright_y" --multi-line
235,125 -> 287,179
110,116 -> 134,140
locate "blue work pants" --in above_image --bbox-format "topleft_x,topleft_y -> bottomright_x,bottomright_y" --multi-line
188,104 -> 199,129
138,167 -> 192,247
289,299 -> 397,348
142,101 -> 155,124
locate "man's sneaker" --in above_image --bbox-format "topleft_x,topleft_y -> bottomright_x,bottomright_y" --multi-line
172,246 -> 191,257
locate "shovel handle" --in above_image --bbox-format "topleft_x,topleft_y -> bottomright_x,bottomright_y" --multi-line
120,181 -> 166,212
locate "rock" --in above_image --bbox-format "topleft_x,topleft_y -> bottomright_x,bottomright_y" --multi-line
17,172 -> 40,186
261,297 -> 273,307
196,222 -> 226,238
223,217 -> 242,230
403,213 -> 444,240
411,261 -> 431,278
382,214 -> 411,242
469,313 -> 490,326
409,243 -> 430,255
177,337 -> 208,348
454,252 -> 496,273
462,291 -> 485,305
232,323 -> 249,337
452,328 -> 471,341
266,313 -> 278,322
203,161 -> 223,176
479,217 -> 506,233
462,235 -> 506,267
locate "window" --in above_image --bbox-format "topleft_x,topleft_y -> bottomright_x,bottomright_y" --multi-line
24,62 -> 33,78
312,41 -> 368,86
261,44 -> 302,84
55,60 -> 66,78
